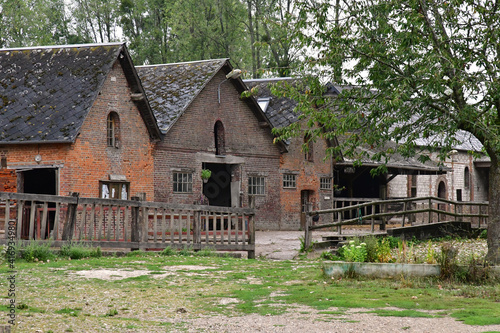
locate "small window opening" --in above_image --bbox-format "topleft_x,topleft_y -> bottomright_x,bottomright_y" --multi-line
214,121 -> 225,155
464,167 -> 470,189
107,112 -> 120,148
304,134 -> 313,161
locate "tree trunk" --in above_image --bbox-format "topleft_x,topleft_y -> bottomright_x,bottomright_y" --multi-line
486,154 -> 500,265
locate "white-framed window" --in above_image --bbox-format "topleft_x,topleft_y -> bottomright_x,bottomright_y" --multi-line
320,177 -> 332,190
173,172 -> 193,193
283,174 -> 296,188
248,176 -> 265,195
100,181 -> 129,199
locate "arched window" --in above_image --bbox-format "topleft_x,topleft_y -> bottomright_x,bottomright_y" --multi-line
464,167 -> 470,189
304,134 -> 313,162
214,121 -> 225,155
107,112 -> 120,148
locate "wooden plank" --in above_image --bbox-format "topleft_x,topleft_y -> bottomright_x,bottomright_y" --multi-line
97,204 -> 104,241
170,211 -> 174,244
228,213 -> 233,244
80,204 -> 88,240
89,204 -> 96,241
52,202 -> 60,240
178,212 -> 182,243
241,213 -> 246,245
107,206 -> 112,241
40,202 -> 48,240
123,206 -> 129,242
4,199 -> 9,240
161,209 -> 166,243
115,206 -> 120,242
234,212 -> 239,244
205,212 -> 209,243
153,208 -> 158,243
28,201 -> 36,239
187,212 -> 191,244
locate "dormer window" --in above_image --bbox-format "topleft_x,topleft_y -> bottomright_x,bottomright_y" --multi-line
107,112 -> 120,148
214,120 -> 225,156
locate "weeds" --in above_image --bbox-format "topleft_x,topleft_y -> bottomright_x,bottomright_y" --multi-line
21,241 -> 55,262
60,242 -> 102,259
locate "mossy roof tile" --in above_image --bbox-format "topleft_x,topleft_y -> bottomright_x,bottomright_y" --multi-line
136,59 -> 227,133
0,44 -> 123,143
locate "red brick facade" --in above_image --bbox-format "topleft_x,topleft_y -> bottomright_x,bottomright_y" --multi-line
279,131 -> 333,229
154,70 -> 283,230
0,61 -> 155,200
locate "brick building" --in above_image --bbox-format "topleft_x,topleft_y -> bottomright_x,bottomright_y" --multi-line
0,43 -> 162,202
388,131 -> 490,203
244,78 -> 335,229
136,60 -> 285,230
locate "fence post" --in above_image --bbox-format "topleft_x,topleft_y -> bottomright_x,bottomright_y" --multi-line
304,203 -> 312,249
130,197 -> 141,250
248,213 -> 256,259
61,192 -> 79,241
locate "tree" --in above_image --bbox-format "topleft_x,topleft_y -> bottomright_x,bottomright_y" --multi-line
0,0 -> 79,47
71,0 -> 120,43
276,0 -> 500,264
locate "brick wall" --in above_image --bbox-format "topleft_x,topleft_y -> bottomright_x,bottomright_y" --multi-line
0,61 -> 155,200
388,150 -> 489,202
154,70 -> 283,230
279,131 -> 333,230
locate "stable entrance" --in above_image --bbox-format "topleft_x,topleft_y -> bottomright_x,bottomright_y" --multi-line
202,163 -> 233,207
18,167 -> 58,239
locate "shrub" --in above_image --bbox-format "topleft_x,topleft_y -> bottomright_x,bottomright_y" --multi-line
341,240 -> 367,262
160,247 -> 176,256
361,235 -> 378,262
60,242 -> 102,259
376,238 -> 393,263
21,241 -> 55,262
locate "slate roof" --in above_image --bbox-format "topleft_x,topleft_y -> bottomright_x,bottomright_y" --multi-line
0,43 -> 161,144
136,59 -> 228,133
244,78 -> 299,128
244,78 -> 446,174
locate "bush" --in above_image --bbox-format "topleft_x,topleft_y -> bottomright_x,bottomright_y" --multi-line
22,241 -> 55,262
341,240 -> 367,262
160,247 -> 176,256
361,235 -> 378,262
60,242 -> 102,259
376,238 -> 393,263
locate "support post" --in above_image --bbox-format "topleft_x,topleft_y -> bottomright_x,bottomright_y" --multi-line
248,213 -> 255,259
61,193 -> 79,241
304,203 -> 312,250
130,196 -> 141,250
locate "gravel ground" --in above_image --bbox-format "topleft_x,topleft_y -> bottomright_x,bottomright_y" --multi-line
234,230 -> 500,333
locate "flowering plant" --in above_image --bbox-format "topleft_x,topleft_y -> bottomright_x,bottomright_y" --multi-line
342,240 -> 367,262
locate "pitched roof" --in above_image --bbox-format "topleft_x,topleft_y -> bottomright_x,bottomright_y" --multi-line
136,59 -> 228,133
0,43 -> 161,144
244,78 -> 299,128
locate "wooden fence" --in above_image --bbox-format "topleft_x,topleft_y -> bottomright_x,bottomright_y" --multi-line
304,196 -> 488,248
0,192 -> 255,258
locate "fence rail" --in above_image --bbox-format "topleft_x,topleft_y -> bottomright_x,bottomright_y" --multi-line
304,196 -> 488,248
0,192 -> 255,258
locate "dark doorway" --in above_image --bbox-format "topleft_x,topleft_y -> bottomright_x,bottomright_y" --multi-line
20,168 -> 57,239
22,168 -> 57,195
334,167 -> 381,198
437,181 -> 447,221
203,163 -> 231,207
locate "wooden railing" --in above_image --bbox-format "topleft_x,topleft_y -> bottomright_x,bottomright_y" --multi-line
304,196 -> 488,248
0,192 -> 255,258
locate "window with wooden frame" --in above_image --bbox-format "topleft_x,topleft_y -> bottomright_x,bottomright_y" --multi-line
303,134 -> 313,162
248,176 -> 265,195
410,175 -> 417,197
214,120 -> 226,156
107,112 -> 120,148
173,172 -> 193,193
464,167 -> 470,189
100,181 -> 129,199
282,174 -> 296,188
320,177 -> 332,190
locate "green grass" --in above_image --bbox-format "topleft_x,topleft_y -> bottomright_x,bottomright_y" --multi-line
1,252 -> 499,331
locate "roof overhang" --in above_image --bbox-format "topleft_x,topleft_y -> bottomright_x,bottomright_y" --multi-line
335,161 -> 449,175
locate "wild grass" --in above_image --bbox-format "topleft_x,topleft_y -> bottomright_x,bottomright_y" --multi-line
0,250 -> 499,331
